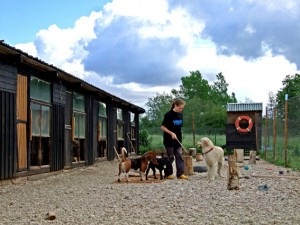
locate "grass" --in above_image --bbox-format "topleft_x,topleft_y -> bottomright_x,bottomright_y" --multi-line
140,133 -> 226,154
140,133 -> 300,171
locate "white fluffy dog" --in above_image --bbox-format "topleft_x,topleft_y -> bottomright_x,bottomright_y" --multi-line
197,137 -> 224,182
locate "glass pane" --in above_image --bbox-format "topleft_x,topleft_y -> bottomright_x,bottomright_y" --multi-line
31,103 -> 41,136
73,92 -> 85,112
74,113 -> 86,139
41,106 -> 50,137
79,114 -> 86,138
117,108 -> 122,120
30,76 -> 51,103
102,119 -> 107,137
74,116 -> 79,138
99,102 -> 107,117
117,124 -> 123,139
130,112 -> 135,123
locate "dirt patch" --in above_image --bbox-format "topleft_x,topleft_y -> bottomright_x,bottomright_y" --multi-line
113,174 -> 166,184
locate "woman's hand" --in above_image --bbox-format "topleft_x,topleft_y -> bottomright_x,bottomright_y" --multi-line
170,132 -> 177,140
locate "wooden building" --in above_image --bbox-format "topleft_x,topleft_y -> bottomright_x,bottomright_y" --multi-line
0,41 -> 145,180
226,103 -> 263,152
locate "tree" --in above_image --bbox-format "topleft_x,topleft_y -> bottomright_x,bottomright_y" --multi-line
211,72 -> 237,106
179,71 -> 211,100
276,74 -> 300,106
267,91 -> 276,110
143,92 -> 174,132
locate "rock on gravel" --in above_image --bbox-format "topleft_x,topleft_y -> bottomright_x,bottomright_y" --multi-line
0,159 -> 300,225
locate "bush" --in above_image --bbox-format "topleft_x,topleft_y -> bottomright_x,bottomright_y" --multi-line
139,129 -> 152,148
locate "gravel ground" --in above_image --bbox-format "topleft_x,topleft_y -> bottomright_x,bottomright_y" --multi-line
1,157 -> 300,225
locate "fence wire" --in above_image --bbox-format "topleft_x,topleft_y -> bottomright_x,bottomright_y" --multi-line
264,96 -> 300,169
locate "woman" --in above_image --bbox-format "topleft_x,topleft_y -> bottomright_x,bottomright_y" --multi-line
161,98 -> 189,180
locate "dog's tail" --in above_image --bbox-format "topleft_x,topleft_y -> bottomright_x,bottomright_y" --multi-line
121,147 -> 127,162
113,146 -> 122,163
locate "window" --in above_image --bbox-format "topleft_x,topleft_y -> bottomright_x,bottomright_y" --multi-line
117,108 -> 122,120
98,102 -> 107,139
130,112 -> 135,124
30,76 -> 51,166
30,76 -> 51,103
73,92 -> 86,139
30,77 -> 51,137
117,124 -> 124,139
99,102 -> 107,117
31,104 -> 50,137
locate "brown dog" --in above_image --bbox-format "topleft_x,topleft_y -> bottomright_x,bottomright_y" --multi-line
118,147 -> 158,182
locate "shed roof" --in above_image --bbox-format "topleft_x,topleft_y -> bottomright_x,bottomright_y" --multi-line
227,103 -> 263,112
0,41 -> 145,114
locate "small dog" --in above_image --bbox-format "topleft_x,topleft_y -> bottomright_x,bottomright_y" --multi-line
118,147 -> 158,182
146,153 -> 168,180
197,137 -> 224,182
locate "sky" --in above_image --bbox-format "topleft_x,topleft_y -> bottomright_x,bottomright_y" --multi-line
1,0 -> 300,110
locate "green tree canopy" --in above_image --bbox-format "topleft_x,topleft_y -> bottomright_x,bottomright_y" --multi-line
276,73 -> 300,106
142,70 -> 237,134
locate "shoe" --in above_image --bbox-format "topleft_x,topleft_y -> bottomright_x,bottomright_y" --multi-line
166,175 -> 175,179
177,174 -> 189,180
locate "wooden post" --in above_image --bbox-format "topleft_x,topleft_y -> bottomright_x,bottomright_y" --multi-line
264,107 -> 268,160
249,150 -> 256,165
234,149 -> 244,163
273,107 -> 277,161
255,112 -> 259,151
284,94 -> 288,167
192,111 -> 195,147
227,155 -> 240,190
183,155 -> 194,175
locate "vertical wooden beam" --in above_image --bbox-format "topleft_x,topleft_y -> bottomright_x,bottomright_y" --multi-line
284,94 -> 288,167
273,107 -> 277,161
264,107 -> 268,160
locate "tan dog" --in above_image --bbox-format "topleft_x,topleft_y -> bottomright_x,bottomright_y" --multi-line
197,137 -> 224,182
118,147 -> 158,182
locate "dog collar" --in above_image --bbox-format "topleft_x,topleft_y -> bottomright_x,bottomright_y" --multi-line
204,147 -> 214,154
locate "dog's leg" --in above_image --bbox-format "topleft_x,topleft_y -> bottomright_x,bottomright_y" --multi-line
207,165 -> 216,182
125,172 -> 130,182
152,166 -> 157,179
146,165 -> 150,180
118,171 -> 121,182
218,161 -> 224,178
159,169 -> 163,180
140,171 -> 146,181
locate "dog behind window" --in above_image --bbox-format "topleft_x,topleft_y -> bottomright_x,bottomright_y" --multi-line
146,152 -> 168,180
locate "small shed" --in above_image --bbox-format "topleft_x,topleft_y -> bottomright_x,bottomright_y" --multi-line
226,103 -> 263,152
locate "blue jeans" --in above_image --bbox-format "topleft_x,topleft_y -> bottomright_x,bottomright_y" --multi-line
165,146 -> 184,177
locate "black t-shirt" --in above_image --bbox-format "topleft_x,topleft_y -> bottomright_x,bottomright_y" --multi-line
162,109 -> 183,147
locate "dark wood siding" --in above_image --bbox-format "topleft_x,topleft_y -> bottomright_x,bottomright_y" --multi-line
0,91 -> 17,179
64,91 -> 72,166
51,104 -> 65,171
107,102 -> 116,160
0,62 -> 17,93
86,96 -> 97,165
53,82 -> 66,105
226,111 -> 262,151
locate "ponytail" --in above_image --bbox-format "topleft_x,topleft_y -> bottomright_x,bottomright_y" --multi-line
170,98 -> 185,110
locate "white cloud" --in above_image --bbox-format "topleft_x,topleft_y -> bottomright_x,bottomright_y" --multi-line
13,0 -> 300,109
178,37 -> 299,106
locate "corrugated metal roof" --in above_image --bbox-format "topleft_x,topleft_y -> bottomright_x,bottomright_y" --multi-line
0,41 -> 145,113
227,103 -> 263,112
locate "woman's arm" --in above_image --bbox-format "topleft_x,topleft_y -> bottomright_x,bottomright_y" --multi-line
161,125 -> 177,139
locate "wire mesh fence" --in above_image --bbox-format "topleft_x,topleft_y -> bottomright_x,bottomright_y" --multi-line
143,97 -> 300,170
263,95 -> 300,169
